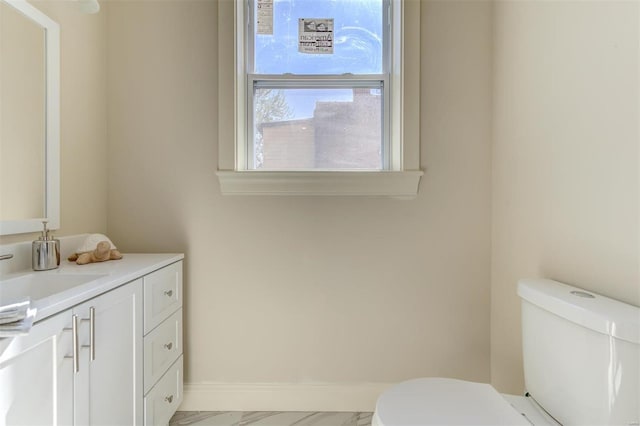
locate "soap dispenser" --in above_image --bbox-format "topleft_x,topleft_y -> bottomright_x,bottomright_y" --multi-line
32,221 -> 60,271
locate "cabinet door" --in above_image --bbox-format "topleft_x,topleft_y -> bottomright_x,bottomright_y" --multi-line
73,280 -> 143,426
0,311 -> 74,426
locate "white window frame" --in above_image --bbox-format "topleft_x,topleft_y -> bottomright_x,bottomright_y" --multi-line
216,0 -> 423,197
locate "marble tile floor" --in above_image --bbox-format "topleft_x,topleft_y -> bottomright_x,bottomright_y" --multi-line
169,411 -> 373,426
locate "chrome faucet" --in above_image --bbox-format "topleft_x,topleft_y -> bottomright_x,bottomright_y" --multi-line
0,254 -> 14,261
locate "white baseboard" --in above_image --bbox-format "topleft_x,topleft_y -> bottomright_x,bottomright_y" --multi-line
179,382 -> 393,412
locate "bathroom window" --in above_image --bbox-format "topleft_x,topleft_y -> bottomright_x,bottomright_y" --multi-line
216,0 -> 422,195
248,0 -> 388,171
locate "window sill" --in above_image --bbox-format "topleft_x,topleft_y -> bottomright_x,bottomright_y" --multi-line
216,170 -> 424,197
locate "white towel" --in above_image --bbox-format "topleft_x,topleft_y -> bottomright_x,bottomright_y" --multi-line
0,298 -> 37,337
0,298 -> 31,325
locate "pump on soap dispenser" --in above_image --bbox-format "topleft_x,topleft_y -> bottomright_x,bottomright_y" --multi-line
32,221 -> 60,271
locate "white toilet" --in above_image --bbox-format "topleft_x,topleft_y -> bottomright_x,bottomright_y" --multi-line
373,278 -> 640,425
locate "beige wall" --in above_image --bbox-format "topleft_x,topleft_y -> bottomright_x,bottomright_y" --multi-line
107,0 -> 493,408
492,0 -> 640,394
0,0 -> 108,245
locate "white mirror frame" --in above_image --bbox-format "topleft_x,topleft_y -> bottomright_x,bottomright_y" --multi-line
0,0 -> 59,235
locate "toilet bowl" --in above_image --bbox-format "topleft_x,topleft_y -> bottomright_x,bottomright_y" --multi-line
372,378 -> 557,426
372,278 -> 640,426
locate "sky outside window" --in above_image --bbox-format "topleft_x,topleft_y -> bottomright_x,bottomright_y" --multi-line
253,0 -> 384,75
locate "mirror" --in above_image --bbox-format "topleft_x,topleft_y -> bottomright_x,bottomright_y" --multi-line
0,0 -> 59,235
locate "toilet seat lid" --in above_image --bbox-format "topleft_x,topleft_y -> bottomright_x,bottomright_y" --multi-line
374,378 -> 530,426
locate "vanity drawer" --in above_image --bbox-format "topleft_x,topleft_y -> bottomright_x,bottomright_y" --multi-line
144,355 -> 183,426
144,309 -> 182,394
144,261 -> 182,334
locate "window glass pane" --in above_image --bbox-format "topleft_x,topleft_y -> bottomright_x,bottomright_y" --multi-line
253,87 -> 383,170
253,0 -> 384,75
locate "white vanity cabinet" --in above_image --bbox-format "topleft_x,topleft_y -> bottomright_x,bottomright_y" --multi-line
0,255 -> 184,426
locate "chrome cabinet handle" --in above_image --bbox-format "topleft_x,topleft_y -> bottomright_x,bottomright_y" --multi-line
164,290 -> 173,297
164,342 -> 173,350
72,314 -> 79,373
64,315 -> 79,373
89,307 -> 95,361
80,307 -> 96,362
165,395 -> 174,404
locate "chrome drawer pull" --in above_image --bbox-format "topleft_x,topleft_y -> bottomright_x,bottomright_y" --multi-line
79,307 -> 96,361
64,315 -> 79,373
165,395 -> 174,404
164,342 -> 173,350
90,307 -> 95,361
164,290 -> 173,297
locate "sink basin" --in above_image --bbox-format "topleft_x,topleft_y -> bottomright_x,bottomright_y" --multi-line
0,273 -> 107,303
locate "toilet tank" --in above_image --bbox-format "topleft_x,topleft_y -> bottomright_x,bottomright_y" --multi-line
518,279 -> 640,426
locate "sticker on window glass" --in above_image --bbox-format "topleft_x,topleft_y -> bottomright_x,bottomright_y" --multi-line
298,18 -> 334,54
257,0 -> 273,35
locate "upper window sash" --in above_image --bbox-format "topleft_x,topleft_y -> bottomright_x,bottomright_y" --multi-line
246,0 -> 391,76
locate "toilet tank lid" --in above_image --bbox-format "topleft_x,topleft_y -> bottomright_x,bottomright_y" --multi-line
518,279 -> 640,345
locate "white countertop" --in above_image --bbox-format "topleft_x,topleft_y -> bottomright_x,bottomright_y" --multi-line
1,253 -> 184,323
